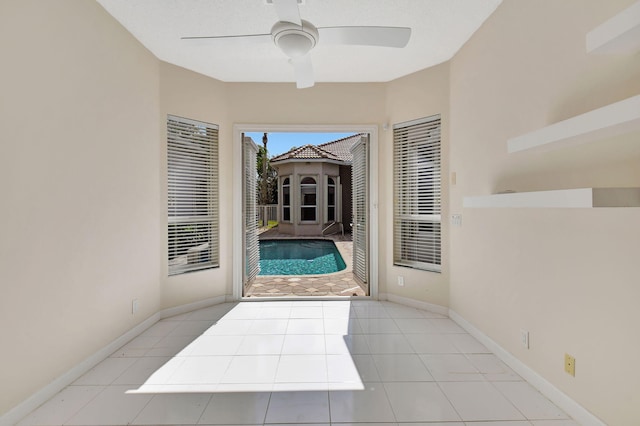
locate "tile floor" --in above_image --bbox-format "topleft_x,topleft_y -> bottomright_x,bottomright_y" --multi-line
17,300 -> 578,426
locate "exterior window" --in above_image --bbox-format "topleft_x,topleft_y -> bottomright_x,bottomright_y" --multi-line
327,177 -> 336,222
300,176 -> 317,222
282,177 -> 291,222
167,115 -> 219,275
393,115 -> 441,272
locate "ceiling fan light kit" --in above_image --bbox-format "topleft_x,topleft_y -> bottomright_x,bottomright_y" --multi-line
272,20 -> 318,58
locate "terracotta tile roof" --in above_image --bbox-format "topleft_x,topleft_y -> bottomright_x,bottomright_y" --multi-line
270,133 -> 363,164
270,144 -> 341,162
318,133 -> 363,163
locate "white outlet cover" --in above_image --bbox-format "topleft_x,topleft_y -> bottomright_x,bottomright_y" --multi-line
520,329 -> 529,349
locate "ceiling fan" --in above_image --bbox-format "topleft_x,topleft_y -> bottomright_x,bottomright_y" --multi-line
182,0 -> 411,89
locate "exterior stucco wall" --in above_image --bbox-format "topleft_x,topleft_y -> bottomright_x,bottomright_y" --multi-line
339,165 -> 353,231
272,161 -> 342,236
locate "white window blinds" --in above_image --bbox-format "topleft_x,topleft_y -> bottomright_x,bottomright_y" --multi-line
167,115 -> 219,275
393,115 -> 442,272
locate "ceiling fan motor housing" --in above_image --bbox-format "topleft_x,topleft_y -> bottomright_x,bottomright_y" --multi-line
272,20 -> 318,58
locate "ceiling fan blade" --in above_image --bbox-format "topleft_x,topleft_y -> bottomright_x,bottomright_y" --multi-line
318,26 -> 411,48
271,0 -> 302,26
290,55 -> 314,89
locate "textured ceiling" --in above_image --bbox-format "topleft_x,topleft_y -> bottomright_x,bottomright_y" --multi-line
96,0 -> 503,84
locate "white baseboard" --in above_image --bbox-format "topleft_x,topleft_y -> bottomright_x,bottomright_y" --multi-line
379,292 -> 449,316
449,310 -> 606,426
0,313 -> 159,426
159,295 -> 228,319
2,295 -> 232,426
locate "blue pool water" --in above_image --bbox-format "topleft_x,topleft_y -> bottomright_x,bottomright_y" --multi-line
258,239 -> 347,275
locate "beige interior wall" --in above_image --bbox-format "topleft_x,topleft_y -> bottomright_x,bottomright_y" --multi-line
449,1 -> 640,424
0,0 -> 161,415
159,63 -> 232,307
382,64 -> 451,306
226,83 -> 386,125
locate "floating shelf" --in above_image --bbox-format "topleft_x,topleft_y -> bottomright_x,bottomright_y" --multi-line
586,0 -> 640,54
463,188 -> 640,208
507,95 -> 640,153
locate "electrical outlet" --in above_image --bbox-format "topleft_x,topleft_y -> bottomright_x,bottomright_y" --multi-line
564,354 -> 575,376
397,276 -> 404,287
132,299 -> 139,315
520,329 -> 529,349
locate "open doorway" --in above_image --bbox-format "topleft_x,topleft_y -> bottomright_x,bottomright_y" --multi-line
233,125 -> 378,300
244,132 -> 365,297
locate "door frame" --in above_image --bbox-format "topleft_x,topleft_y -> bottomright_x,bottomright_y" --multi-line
232,123 -> 379,300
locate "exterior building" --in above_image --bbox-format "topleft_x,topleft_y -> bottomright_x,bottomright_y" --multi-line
269,134 -> 362,236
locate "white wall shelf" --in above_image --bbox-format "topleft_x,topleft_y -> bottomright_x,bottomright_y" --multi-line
463,188 -> 640,208
586,0 -> 640,54
507,94 -> 640,153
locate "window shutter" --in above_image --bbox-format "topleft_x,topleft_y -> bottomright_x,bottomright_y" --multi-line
351,135 -> 368,285
393,115 -> 442,272
244,137 -> 260,283
167,115 -> 219,275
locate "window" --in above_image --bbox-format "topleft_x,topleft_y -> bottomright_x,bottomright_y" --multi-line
167,115 -> 219,275
300,176 -> 317,222
327,177 -> 336,222
393,115 -> 441,272
282,177 -> 291,222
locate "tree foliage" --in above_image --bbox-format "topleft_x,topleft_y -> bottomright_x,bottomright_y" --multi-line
257,146 -> 278,205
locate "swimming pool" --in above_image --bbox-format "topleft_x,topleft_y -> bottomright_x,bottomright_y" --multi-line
258,239 -> 347,275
